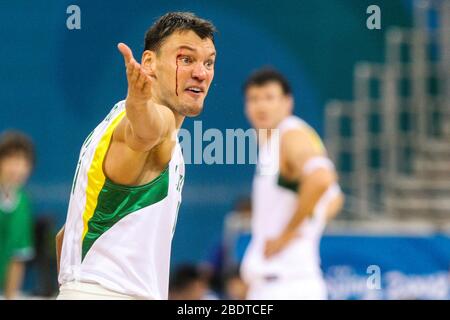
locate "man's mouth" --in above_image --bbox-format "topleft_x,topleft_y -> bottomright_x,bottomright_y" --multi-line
185,86 -> 205,97
257,114 -> 268,121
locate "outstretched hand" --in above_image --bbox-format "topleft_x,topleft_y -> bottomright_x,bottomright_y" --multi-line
118,43 -> 152,104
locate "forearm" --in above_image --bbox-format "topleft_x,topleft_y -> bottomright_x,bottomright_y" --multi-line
280,175 -> 331,240
325,190 -> 345,221
4,260 -> 25,300
125,99 -> 164,143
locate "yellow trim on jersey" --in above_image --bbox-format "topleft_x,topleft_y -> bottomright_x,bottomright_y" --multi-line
81,111 -> 126,242
302,125 -> 325,154
294,122 -> 327,154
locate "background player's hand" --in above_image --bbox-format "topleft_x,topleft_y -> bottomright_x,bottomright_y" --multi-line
264,238 -> 285,258
118,43 -> 152,104
264,232 -> 296,259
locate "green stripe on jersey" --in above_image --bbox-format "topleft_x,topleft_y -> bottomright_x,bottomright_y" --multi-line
277,174 -> 300,193
81,167 -> 170,260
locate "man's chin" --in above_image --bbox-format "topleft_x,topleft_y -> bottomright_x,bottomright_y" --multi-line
182,104 -> 204,117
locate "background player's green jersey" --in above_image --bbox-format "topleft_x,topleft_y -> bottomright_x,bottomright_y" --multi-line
0,189 -> 34,290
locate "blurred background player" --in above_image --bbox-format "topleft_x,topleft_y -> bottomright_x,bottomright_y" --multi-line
56,12 -> 217,300
222,267 -> 248,300
240,68 -> 345,300
0,131 -> 35,299
169,264 -> 219,300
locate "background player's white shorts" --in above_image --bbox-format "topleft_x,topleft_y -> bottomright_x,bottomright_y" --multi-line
57,281 -> 138,300
246,277 -> 328,300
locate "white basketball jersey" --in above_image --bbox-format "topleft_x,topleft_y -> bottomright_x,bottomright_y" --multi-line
241,115 -> 339,283
58,100 -> 185,300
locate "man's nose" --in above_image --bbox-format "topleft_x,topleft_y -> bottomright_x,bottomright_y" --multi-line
191,63 -> 207,81
255,100 -> 271,109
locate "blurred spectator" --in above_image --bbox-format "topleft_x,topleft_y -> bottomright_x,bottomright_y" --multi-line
169,263 -> 219,300
203,242 -> 226,295
223,267 -> 248,300
0,131 -> 35,299
202,196 -> 252,297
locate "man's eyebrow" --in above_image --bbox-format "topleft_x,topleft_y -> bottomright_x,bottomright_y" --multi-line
177,45 -> 216,57
177,45 -> 197,52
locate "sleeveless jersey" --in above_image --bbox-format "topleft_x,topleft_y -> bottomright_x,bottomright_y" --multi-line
58,100 -> 185,299
241,115 -> 340,283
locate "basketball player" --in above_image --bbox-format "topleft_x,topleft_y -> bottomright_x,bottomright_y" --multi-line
56,12 -> 217,300
240,68 -> 344,300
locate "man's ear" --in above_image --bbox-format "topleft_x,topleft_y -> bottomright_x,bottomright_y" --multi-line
141,50 -> 157,79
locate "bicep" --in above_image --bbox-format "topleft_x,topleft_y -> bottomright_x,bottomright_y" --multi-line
104,118 -> 155,184
103,138 -> 149,185
281,129 -> 325,180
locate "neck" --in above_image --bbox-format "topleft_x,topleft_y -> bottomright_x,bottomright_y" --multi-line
0,180 -> 15,196
173,112 -> 185,130
274,114 -> 290,128
257,115 -> 290,146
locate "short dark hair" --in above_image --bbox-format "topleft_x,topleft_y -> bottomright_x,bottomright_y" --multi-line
243,67 -> 292,95
144,12 -> 217,52
0,131 -> 36,167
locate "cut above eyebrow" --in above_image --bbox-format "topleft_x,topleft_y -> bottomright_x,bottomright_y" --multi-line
177,45 -> 216,57
177,45 -> 196,52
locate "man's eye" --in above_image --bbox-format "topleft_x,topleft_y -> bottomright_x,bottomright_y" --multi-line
205,60 -> 215,68
180,57 -> 191,64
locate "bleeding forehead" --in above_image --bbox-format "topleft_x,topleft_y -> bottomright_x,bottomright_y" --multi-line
161,30 -> 216,55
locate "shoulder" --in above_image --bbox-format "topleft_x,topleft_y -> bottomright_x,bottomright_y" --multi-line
280,128 -> 319,154
280,116 -> 325,156
279,124 -> 327,179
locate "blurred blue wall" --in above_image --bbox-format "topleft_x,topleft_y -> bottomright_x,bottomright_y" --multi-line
233,233 -> 450,299
0,0 -> 412,264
